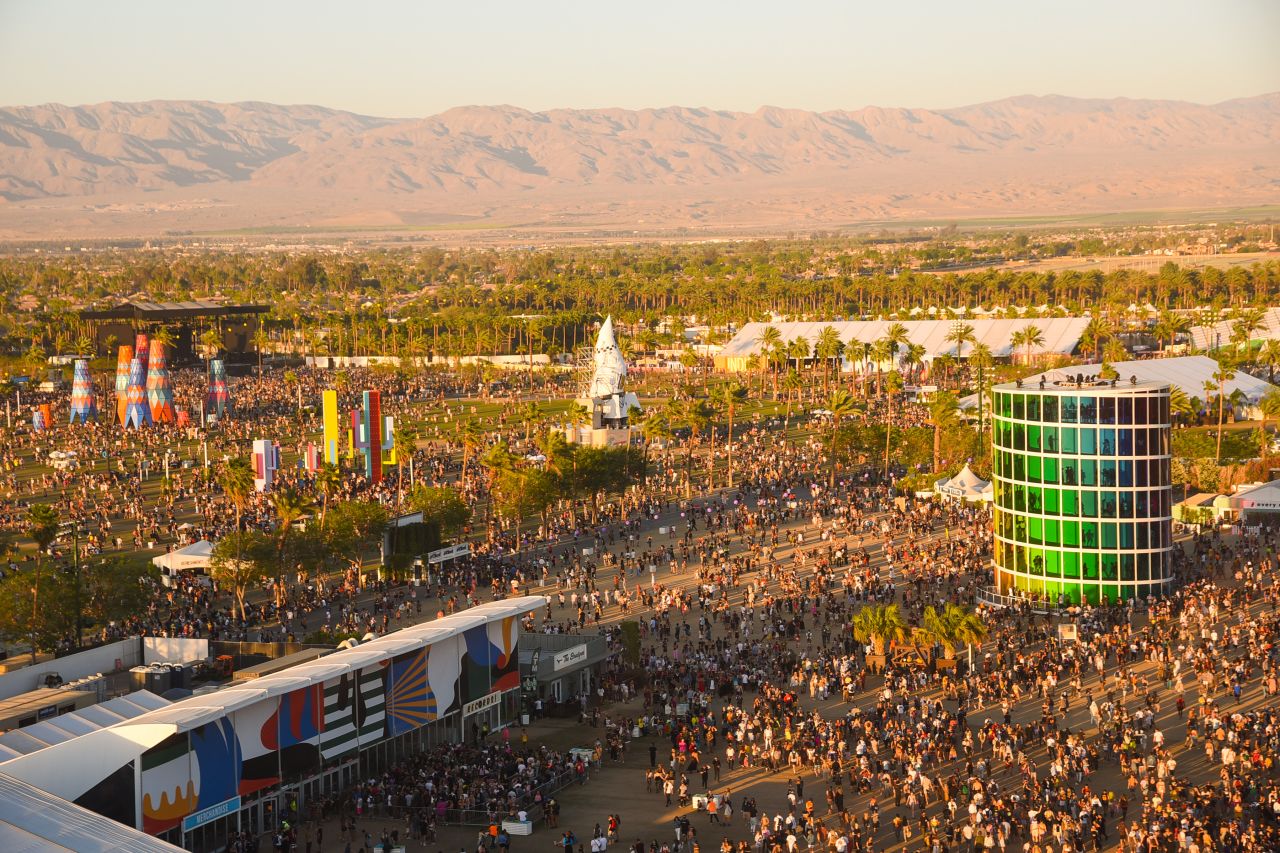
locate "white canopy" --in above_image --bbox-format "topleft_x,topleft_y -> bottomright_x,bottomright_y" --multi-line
151,540 -> 213,571
934,464 -> 992,502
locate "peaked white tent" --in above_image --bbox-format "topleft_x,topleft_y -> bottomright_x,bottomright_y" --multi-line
150,540 -> 213,572
934,464 -> 992,502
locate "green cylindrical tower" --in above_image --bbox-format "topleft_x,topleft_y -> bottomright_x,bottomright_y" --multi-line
989,376 -> 1173,606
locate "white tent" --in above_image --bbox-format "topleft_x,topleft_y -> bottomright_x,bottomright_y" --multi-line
151,540 -> 213,572
934,464 -> 992,502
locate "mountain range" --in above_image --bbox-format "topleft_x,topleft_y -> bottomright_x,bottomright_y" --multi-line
0,94 -> 1276,239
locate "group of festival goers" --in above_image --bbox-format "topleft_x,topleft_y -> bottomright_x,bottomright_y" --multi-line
2,364 -> 1279,852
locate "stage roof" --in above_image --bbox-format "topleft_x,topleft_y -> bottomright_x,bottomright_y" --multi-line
79,300 -> 268,321
0,772 -> 183,852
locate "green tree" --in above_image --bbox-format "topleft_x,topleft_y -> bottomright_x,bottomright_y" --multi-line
945,322 -> 976,360
209,530 -> 273,621
758,325 -> 783,399
927,391 -> 961,473
82,555 -> 157,633
1258,388 -> 1280,470
407,485 -> 472,539
882,370 -> 905,477
26,504 -> 60,662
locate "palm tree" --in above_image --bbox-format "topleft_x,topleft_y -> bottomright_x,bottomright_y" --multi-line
969,342 -> 994,433
26,504 -> 60,662
1213,355 -> 1236,463
1079,316 -> 1109,361
676,398 -> 713,498
945,321 -> 976,360
814,326 -> 844,395
1257,339 -> 1280,384
826,389 -> 861,489
218,457 -> 255,531
869,339 -> 895,398
1258,389 -> 1280,473
393,423 -> 418,500
900,342 -> 926,383
459,419 -> 485,486
1231,307 -> 1266,351
882,370 -> 904,478
1168,386 -> 1196,425
758,325 -> 783,399
1018,324 -> 1045,365
638,408 -> 673,472
927,391 -> 960,473
270,486 -> 316,602
782,370 -> 803,428
921,603 -> 989,666
851,603 -> 907,661
519,402 -> 544,442
315,463 -> 342,530
710,382 -> 749,488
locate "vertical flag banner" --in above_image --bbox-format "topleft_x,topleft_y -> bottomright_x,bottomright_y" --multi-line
322,390 -> 340,465
252,439 -> 280,492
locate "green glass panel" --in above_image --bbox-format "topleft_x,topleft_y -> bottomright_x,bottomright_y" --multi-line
1120,523 -> 1134,549
1045,550 -> 1060,577
1080,428 -> 1096,454
1081,552 -> 1099,579
1026,396 -> 1040,421
1061,396 -> 1078,423
1027,487 -> 1043,514
1101,553 -> 1118,581
1080,459 -> 1097,486
1100,428 -> 1116,454
1061,427 -> 1077,453
1081,521 -> 1098,548
1028,425 -> 1041,452
1043,426 -> 1058,453
1012,395 -> 1025,420
1062,520 -> 1079,546
1120,554 -> 1135,581
1043,487 -> 1059,515
1062,551 -> 1079,578
1027,455 -> 1041,482
1100,491 -> 1116,518
1043,519 -> 1059,545
1081,491 -> 1097,517
1043,397 -> 1058,422
1061,489 -> 1077,515
1043,457 -> 1057,484
1100,522 -> 1117,549
1028,517 -> 1043,544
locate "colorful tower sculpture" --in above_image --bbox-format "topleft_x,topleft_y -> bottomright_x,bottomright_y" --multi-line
207,359 -> 230,419
115,344 -> 134,426
69,359 -> 97,423
322,389 -> 341,465
146,340 -> 175,423
134,334 -> 149,372
124,357 -> 152,429
32,406 -> 47,432
252,438 -> 281,492
350,390 -> 395,483
302,443 -> 321,472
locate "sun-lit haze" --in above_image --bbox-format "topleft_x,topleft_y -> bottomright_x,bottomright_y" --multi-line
2,0 -> 1277,114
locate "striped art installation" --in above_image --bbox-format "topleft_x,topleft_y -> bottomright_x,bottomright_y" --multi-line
115,345 -> 133,426
207,359 -> 230,419
321,389 -> 341,465
252,439 -> 280,492
69,359 -> 97,423
350,390 -> 395,483
32,406 -> 47,432
124,357 -> 152,429
146,341 -> 175,423
302,442 -> 321,472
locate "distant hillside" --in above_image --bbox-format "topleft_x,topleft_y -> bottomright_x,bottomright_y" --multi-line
0,94 -> 1276,237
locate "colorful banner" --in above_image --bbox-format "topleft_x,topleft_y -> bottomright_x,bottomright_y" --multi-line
252,439 -> 280,492
115,345 -> 133,426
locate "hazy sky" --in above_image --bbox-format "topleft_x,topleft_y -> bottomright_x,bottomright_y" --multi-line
3,0 -> 1277,114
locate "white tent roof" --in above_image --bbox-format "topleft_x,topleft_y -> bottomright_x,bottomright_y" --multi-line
0,691 -> 169,759
1190,308 -> 1280,350
720,318 -> 1089,361
0,772 -> 183,852
934,464 -> 992,500
151,540 -> 213,571
1226,479 -> 1280,512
